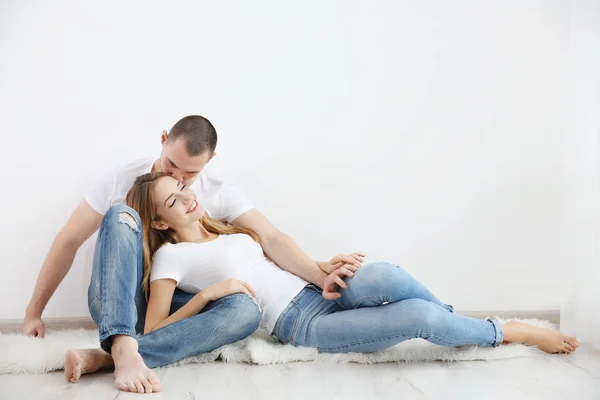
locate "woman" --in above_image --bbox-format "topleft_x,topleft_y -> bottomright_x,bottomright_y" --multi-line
69,172 -> 579,392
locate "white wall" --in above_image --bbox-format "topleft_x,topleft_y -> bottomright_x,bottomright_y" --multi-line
0,0 -> 572,319
561,0 -> 600,345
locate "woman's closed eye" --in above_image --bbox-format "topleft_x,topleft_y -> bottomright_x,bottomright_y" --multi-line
169,184 -> 187,208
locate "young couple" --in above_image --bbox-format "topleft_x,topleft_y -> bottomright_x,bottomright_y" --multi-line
24,115 -> 578,394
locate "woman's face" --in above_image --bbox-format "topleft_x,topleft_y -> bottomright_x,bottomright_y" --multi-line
152,176 -> 206,231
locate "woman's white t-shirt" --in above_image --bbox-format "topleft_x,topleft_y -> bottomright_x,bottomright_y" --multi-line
150,234 -> 308,334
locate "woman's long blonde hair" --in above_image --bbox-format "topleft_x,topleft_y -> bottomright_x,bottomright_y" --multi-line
125,172 -> 260,298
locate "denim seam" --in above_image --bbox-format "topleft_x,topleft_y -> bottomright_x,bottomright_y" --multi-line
352,296 -> 392,309
277,289 -> 311,343
293,326 -> 490,351
274,302 -> 294,339
299,331 -> 456,351
288,303 -> 303,341
97,230 -> 109,336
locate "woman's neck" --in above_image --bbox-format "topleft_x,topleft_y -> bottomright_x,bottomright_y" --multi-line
176,220 -> 217,243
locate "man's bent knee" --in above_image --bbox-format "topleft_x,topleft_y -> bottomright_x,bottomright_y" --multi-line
103,205 -> 142,233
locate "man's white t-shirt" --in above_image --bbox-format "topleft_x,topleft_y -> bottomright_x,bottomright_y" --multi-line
85,158 -> 254,223
150,234 -> 309,334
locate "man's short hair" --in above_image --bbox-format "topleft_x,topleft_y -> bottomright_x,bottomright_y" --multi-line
168,115 -> 217,156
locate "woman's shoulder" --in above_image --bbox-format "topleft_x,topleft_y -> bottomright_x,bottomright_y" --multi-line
153,243 -> 185,262
154,241 -> 211,261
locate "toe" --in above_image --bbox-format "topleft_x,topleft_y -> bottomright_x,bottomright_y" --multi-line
148,371 -> 161,390
562,337 -> 578,348
149,377 -> 162,392
566,343 -> 576,353
127,382 -> 137,393
141,378 -> 153,394
564,334 -> 577,342
134,381 -> 145,393
115,380 -> 128,392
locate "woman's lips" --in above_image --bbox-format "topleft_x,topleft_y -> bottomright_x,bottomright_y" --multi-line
187,200 -> 198,213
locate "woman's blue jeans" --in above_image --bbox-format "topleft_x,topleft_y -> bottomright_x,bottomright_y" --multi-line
87,204 -> 262,368
272,262 -> 503,352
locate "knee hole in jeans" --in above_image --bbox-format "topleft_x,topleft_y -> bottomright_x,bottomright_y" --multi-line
118,212 -> 139,232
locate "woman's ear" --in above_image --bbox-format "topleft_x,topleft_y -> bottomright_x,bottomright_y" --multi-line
151,220 -> 169,231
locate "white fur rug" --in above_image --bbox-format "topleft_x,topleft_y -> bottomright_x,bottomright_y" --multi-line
0,317 -> 550,374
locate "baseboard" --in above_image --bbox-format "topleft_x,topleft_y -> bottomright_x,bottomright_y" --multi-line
0,310 -> 560,334
0,317 -> 98,334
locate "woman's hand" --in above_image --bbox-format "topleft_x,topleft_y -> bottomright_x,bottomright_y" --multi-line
203,279 -> 256,302
322,267 -> 356,300
317,253 -> 365,274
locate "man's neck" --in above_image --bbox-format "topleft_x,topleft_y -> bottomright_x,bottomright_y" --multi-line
151,159 -> 162,174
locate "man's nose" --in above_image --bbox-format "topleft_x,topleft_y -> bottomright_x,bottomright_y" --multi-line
171,171 -> 184,182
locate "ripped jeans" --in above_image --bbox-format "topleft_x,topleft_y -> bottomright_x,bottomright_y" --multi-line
272,262 -> 504,352
87,204 -> 261,368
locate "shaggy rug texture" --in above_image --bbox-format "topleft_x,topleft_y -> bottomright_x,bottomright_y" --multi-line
0,317 -> 551,374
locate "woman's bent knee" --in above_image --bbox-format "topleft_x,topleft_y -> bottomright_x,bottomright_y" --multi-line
359,261 -> 401,276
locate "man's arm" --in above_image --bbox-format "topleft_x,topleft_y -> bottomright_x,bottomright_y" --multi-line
232,209 -> 329,289
23,200 -> 103,337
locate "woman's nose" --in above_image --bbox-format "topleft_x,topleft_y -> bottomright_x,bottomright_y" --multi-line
181,194 -> 193,205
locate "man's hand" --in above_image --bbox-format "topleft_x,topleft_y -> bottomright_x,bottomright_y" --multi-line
23,200 -> 102,339
322,267 -> 356,300
23,315 -> 46,338
317,253 -> 365,274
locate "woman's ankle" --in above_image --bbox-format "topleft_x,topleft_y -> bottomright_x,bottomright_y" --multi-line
501,321 -> 526,343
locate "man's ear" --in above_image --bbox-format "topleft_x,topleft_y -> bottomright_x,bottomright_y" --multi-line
151,220 -> 169,231
208,151 -> 217,163
161,130 -> 168,147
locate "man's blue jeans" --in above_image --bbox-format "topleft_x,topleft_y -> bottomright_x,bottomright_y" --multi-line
272,262 -> 504,352
87,204 -> 262,368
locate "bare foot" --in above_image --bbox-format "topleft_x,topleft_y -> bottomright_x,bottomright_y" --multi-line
65,348 -> 113,383
502,321 -> 579,354
112,335 -> 161,394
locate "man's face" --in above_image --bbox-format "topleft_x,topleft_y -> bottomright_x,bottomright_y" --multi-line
159,136 -> 213,186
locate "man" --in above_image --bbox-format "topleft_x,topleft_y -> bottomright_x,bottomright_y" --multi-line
23,115 -> 359,393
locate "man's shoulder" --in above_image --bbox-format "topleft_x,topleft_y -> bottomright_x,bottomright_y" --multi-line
112,157 -> 155,177
100,158 -> 155,188
191,169 -> 228,193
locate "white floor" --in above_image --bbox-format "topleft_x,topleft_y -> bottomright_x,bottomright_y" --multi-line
1,345 -> 599,400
